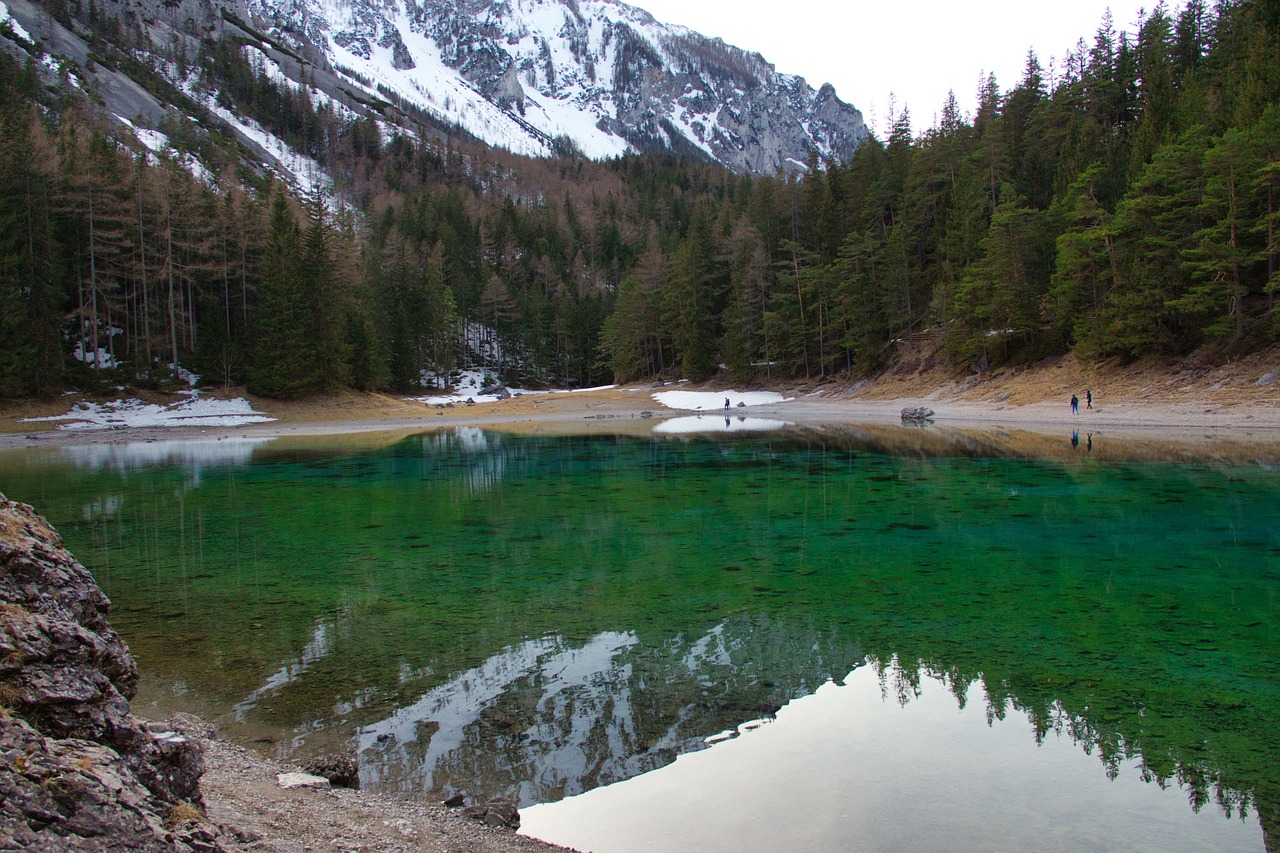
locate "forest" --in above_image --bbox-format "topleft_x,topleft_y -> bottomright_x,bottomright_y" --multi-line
0,0 -> 1278,399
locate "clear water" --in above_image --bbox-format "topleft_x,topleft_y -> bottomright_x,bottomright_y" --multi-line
1,426 -> 1278,850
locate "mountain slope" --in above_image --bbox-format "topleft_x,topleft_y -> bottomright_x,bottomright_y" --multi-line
247,0 -> 869,172
1,0 -> 867,184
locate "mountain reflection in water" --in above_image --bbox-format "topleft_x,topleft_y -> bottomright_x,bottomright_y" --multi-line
521,660 -> 1266,853
1,425 -> 1277,850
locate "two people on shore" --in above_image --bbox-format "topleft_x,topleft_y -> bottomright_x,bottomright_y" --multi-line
1070,390 -> 1093,414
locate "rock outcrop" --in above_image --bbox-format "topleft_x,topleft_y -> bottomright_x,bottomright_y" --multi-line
0,493 -> 217,851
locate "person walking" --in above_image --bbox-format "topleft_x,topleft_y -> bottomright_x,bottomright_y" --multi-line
1086,390 -> 1092,409
1071,394 -> 1079,414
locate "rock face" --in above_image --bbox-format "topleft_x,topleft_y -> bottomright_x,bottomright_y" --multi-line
0,0 -> 870,202
0,493 -> 214,851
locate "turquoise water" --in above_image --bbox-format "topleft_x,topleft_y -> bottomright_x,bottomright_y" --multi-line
1,427 -> 1278,849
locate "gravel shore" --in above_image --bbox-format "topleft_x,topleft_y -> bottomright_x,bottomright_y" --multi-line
193,724 -> 577,853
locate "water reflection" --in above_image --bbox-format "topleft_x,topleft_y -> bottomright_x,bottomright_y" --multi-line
653,415 -> 793,434
2,427 -> 1279,850
521,659 -> 1266,853
61,437 -> 275,474
233,619 -> 335,719
353,618 -> 860,805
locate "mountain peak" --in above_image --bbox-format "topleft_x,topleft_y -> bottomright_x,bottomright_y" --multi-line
244,0 -> 869,172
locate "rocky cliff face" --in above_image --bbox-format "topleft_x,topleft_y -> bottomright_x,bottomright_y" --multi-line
244,0 -> 870,172
1,0 -> 867,184
0,494 -> 215,850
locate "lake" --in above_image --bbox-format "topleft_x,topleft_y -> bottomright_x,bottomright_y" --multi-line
1,423 -> 1277,851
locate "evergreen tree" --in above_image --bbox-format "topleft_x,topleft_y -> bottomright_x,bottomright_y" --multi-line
249,191 -> 315,397
300,191 -> 351,390
1177,126 -> 1266,344
1103,127 -> 1211,357
1049,164 -> 1118,355
947,187 -> 1053,364
0,97 -> 63,397
666,209 -> 719,380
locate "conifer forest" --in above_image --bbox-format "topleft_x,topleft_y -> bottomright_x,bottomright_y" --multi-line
1,0 -> 1278,399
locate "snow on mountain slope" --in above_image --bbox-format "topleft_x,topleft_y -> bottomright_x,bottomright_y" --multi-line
1,0 -> 868,184
244,0 -> 869,172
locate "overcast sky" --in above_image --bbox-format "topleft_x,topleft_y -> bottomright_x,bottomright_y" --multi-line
628,0 -> 1155,135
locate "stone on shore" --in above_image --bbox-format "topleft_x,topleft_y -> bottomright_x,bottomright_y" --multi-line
901,406 -> 936,424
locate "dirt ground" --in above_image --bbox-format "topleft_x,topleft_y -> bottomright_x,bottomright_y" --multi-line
185,722 -> 575,853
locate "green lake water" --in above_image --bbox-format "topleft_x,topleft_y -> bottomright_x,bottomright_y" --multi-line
1,425 -> 1278,850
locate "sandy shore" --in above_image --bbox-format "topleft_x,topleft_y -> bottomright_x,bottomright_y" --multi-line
2,388 -> 1279,445
3,352 -> 1280,454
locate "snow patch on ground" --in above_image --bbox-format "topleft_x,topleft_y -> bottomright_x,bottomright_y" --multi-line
22,394 -> 274,430
409,369 -> 618,406
71,341 -> 120,370
652,390 -> 789,411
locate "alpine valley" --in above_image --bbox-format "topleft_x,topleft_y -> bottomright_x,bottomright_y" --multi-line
0,0 -> 1276,404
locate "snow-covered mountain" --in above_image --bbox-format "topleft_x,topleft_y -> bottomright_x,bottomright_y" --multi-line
1,0 -> 868,178
244,0 -> 869,171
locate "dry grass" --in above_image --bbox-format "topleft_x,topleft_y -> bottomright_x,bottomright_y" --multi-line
847,345 -> 1280,410
0,682 -> 23,706
163,802 -> 205,829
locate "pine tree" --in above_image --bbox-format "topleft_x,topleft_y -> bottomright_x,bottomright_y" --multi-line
1102,127 -> 1211,357
1049,164 -> 1118,355
1177,126 -> 1266,344
947,187 -> 1052,365
0,98 -> 63,397
249,190 -> 314,397
300,190 -> 350,389
666,210 -> 718,380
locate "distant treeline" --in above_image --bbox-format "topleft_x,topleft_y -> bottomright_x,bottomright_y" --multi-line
0,0 -> 1277,398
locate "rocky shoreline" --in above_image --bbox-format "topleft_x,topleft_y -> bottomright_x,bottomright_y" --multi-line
0,493 -> 574,853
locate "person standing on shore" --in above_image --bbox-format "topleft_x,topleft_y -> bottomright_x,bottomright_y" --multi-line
1086,390 -> 1092,409
1071,394 -> 1079,414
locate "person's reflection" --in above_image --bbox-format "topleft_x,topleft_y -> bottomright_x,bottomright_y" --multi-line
1087,433 -> 1093,452
1071,430 -> 1079,449
725,416 -> 731,428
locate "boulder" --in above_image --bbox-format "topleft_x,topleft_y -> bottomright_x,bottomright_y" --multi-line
302,753 -> 359,789
460,797 -> 520,829
900,406 -> 936,425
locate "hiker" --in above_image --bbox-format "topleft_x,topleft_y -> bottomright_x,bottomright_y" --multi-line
1086,390 -> 1092,409
1071,394 -> 1079,414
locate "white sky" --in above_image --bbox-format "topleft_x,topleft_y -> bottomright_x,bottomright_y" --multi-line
629,0 -> 1156,135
